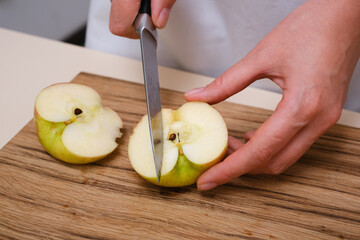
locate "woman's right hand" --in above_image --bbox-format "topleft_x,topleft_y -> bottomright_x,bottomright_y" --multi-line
109,0 -> 176,39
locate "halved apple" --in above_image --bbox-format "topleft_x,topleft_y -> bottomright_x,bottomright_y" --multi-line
34,83 -> 123,164
128,102 -> 228,187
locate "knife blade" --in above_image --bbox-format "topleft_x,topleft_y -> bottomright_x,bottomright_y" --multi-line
134,0 -> 163,182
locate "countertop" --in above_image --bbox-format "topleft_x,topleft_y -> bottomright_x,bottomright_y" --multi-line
1,27 -> 360,149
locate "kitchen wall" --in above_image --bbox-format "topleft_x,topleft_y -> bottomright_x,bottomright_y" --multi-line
0,0 -> 90,41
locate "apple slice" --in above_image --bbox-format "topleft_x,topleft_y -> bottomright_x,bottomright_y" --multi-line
128,102 -> 228,187
34,83 -> 123,164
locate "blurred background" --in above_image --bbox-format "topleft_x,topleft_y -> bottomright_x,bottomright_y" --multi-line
0,0 -> 90,46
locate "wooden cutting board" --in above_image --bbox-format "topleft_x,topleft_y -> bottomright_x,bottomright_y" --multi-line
1,73 -> 359,240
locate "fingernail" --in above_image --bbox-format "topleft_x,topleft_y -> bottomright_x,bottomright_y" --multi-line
198,182 -> 218,191
185,87 -> 204,97
157,8 -> 170,28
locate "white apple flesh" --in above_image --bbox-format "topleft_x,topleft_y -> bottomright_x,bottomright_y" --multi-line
35,83 -> 123,164
128,102 -> 228,187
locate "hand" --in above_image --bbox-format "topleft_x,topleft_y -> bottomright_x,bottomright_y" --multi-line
184,0 -> 360,190
109,0 -> 176,39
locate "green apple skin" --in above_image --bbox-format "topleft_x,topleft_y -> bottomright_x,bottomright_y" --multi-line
34,110 -> 107,164
143,148 -> 227,187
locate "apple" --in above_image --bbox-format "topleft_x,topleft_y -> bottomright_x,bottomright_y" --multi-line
128,102 -> 228,187
34,83 -> 123,164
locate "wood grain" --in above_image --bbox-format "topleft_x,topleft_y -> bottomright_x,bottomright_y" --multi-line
0,72 -> 359,240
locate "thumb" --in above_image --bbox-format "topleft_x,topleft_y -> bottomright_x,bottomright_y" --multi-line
185,58 -> 264,104
152,0 -> 176,29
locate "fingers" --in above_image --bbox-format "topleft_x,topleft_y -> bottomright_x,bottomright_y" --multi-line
245,122 -> 319,175
252,125 -> 320,175
109,0 -> 141,39
197,94 -> 311,190
109,0 -> 176,39
244,131 -> 255,142
185,57 -> 265,104
253,107 -> 340,175
152,0 -> 176,29
227,136 -> 245,155
197,89 -> 341,190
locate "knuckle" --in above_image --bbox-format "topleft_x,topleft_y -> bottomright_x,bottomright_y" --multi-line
109,22 -> 133,37
212,74 -> 233,99
289,85 -> 343,124
213,74 -> 227,89
109,22 -> 123,36
303,101 -> 321,120
286,90 -> 323,125
253,146 -> 272,165
222,167 -> 237,182
325,106 -> 342,127
218,160 -> 241,183
163,0 -> 177,7
267,164 -> 287,175
299,95 -> 322,121
286,87 -> 343,131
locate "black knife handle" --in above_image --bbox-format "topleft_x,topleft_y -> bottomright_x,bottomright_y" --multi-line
139,0 -> 151,16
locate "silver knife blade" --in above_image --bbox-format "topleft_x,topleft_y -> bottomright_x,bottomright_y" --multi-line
134,13 -> 164,182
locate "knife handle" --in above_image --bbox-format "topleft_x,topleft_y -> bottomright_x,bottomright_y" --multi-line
139,0 -> 151,16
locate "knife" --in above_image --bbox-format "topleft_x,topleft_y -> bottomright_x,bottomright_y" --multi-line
134,0 -> 163,182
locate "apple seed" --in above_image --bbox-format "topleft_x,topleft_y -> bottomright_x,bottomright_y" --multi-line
74,108 -> 83,115
168,133 -> 176,141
